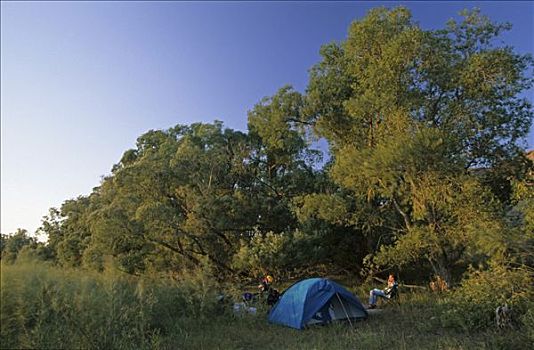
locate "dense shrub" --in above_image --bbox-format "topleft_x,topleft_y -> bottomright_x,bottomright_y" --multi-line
232,228 -> 357,281
439,264 -> 533,331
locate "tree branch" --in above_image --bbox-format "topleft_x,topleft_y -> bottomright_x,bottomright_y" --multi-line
392,197 -> 412,230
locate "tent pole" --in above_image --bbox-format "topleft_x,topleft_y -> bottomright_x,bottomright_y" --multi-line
335,293 -> 353,328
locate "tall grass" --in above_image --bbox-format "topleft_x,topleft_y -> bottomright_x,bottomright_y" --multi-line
2,263 -> 531,349
0,263 -> 222,349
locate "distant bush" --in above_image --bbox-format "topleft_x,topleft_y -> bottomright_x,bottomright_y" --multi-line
0,262 -> 222,349
439,264 -> 533,331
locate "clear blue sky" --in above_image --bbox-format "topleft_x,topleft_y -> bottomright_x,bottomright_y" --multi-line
1,1 -> 533,235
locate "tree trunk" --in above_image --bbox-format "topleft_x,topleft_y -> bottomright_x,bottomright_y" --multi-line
428,257 -> 452,288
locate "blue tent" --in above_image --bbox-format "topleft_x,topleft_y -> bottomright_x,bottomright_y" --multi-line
268,278 -> 368,329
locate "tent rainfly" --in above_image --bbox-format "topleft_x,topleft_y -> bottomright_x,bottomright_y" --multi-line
268,278 -> 368,329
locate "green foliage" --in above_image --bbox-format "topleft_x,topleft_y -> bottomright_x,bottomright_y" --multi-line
373,175 -> 506,283
232,231 -> 292,278
0,229 -> 52,264
293,193 -> 351,226
521,303 -> 534,343
0,263 -> 222,349
439,264 -> 534,331
303,6 -> 532,283
248,86 -> 307,158
40,115 -> 323,277
510,176 -> 534,235
309,7 -> 532,172
1,229 -> 34,263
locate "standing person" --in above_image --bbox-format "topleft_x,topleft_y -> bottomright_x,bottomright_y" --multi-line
368,273 -> 398,309
258,275 -> 273,293
258,275 -> 280,307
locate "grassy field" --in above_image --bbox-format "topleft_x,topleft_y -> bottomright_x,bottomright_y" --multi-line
163,301 -> 530,350
1,263 -> 530,349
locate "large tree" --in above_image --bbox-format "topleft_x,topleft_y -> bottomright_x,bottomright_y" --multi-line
303,7 -> 533,283
41,118 -> 322,277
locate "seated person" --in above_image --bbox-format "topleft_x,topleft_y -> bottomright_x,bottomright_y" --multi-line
368,273 -> 398,309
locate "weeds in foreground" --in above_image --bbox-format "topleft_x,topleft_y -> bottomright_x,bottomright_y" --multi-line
0,263 -> 221,349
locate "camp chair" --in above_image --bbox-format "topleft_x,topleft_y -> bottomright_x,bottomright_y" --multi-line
381,284 -> 400,307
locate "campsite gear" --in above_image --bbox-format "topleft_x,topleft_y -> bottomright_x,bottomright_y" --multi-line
242,292 -> 255,302
388,283 -> 399,297
266,275 -> 274,283
233,302 -> 257,315
386,283 -> 400,303
268,278 -> 368,329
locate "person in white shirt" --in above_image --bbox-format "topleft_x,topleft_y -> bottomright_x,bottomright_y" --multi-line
368,273 -> 398,309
